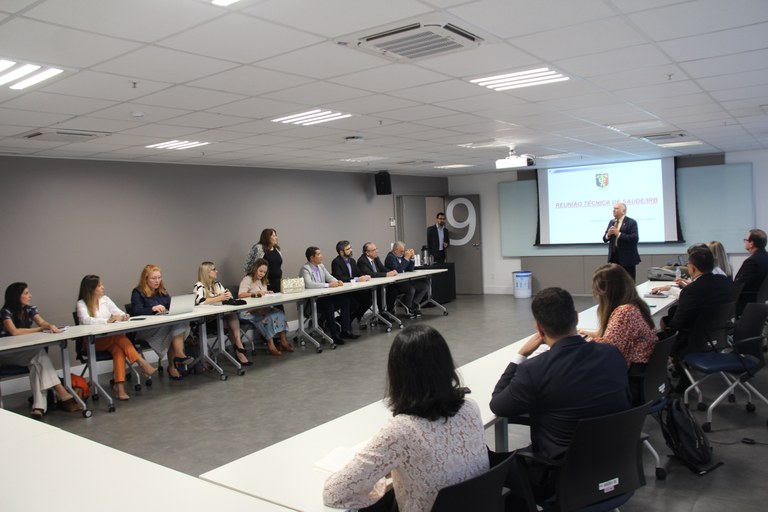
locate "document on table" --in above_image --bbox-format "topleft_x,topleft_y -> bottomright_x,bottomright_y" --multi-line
314,439 -> 369,473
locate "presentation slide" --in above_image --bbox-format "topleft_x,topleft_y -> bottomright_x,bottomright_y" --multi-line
537,158 -> 680,245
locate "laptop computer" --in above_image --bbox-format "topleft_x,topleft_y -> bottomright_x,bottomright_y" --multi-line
166,294 -> 197,315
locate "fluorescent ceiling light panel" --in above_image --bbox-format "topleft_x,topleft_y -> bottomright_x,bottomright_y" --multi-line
656,140 -> 703,148
435,164 -> 473,169
340,156 -> 387,162
0,64 -> 39,86
272,109 -> 352,126
0,60 -> 15,73
10,68 -> 63,90
146,140 -> 211,150
470,67 -> 570,91
212,0 -> 241,6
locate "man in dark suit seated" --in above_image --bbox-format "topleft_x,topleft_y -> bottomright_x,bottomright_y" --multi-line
661,247 -> 733,358
357,242 -> 398,312
331,240 -> 372,325
490,287 -> 630,502
384,241 -> 428,318
735,228 -> 768,316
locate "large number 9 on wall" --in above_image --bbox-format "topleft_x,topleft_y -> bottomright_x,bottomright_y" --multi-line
446,197 -> 476,246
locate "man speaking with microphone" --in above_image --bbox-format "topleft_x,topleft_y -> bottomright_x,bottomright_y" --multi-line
603,202 -> 640,280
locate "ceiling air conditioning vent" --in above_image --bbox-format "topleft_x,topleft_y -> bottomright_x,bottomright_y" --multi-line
19,129 -> 110,143
355,22 -> 482,61
636,131 -> 688,145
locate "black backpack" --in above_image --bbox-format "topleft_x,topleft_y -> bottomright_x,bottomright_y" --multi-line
659,398 -> 720,474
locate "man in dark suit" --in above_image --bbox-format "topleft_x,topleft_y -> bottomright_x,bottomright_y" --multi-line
735,228 -> 768,316
331,240 -> 372,324
662,247 -> 732,359
426,212 -> 450,263
357,242 -> 398,311
490,287 -> 630,501
385,241 -> 429,318
603,202 -> 640,280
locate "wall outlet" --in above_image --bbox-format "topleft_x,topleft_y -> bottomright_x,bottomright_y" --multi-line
389,217 -> 396,227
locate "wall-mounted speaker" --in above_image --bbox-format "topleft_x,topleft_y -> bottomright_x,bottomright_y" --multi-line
374,171 -> 392,195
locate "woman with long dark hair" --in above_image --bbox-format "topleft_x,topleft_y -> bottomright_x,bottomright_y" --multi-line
323,325 -> 488,511
243,228 -> 283,293
77,275 -> 157,400
238,258 -> 293,355
1,282 -> 82,419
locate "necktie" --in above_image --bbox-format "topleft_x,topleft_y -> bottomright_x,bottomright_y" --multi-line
612,219 -> 619,250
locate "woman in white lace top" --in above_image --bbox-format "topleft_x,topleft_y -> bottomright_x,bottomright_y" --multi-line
323,325 -> 489,512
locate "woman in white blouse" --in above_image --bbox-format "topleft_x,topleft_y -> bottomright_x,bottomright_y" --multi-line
323,325 -> 489,512
193,261 -> 251,366
77,275 -> 157,400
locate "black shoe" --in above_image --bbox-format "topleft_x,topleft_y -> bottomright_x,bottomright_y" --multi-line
331,336 -> 345,345
341,331 -> 360,340
405,311 -> 417,319
412,305 -> 422,317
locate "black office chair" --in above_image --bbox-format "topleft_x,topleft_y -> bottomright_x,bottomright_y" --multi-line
683,303 -> 768,432
516,403 -> 650,512
757,274 -> 768,305
431,449 -> 518,512
0,364 -> 30,409
632,335 -> 676,480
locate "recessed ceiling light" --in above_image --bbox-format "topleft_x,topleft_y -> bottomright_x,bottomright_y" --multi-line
340,156 -> 387,163
435,164 -> 473,169
272,109 -> 352,126
656,140 -> 703,148
211,0 -> 241,6
146,140 -> 211,150
0,58 -> 65,89
470,67 -> 570,91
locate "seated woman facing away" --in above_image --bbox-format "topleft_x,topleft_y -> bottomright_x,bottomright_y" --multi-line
580,263 -> 658,403
323,324 -> 488,512
76,275 -> 157,400
238,258 -> 293,356
1,282 -> 82,419
130,265 -> 193,381
193,261 -> 251,366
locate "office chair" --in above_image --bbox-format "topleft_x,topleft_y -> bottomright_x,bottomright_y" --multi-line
756,274 -> 768,305
683,303 -> 768,432
430,449 -> 518,512
632,335 -> 676,480
0,364 -> 30,409
516,403 -> 650,512
124,303 -> 162,376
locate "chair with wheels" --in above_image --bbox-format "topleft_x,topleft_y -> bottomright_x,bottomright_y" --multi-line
631,335 -> 676,480
516,403 -> 650,512
431,449 -> 519,512
683,303 -> 768,432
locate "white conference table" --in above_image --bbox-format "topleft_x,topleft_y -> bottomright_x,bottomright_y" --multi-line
0,408 -> 289,512
200,280 -> 678,512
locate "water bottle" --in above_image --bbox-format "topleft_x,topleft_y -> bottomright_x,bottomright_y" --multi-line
675,267 -> 681,280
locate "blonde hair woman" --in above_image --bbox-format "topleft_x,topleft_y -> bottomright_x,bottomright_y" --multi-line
130,265 -> 192,380
193,261 -> 251,366
707,240 -> 732,278
77,275 -> 157,400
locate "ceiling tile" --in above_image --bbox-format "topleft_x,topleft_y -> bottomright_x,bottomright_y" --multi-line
0,108 -> 71,127
88,103 -> 191,123
658,23 -> 768,62
331,65 -> 449,93
0,18 -> 141,68
40,71 -> 171,101
559,45 -> 672,78
0,92 -> 115,115
188,66 -> 312,95
326,94 -> 418,115
257,43 -> 385,80
93,46 -> 239,83
160,13 -> 323,63
132,85 -> 246,110
160,112 -> 252,129
263,81 -> 371,105
415,43 -> 540,78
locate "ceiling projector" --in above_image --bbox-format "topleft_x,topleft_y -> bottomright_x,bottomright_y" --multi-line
495,151 -> 535,169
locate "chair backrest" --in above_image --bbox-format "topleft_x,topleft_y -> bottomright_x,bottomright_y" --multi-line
733,302 -> 768,343
431,450 -> 516,512
555,403 -> 649,512
757,274 -> 768,304
688,302 -> 734,353
731,281 -> 745,303
640,336 -> 676,407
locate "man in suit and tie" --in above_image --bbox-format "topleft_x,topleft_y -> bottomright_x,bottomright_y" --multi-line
426,212 -> 450,263
357,242 -> 397,312
385,241 -> 429,318
490,287 -> 630,502
603,202 -> 640,280
735,228 -> 768,316
331,240 -> 372,325
300,246 -> 357,345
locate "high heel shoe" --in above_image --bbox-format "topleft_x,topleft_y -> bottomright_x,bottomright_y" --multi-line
235,347 -> 253,366
167,366 -> 184,381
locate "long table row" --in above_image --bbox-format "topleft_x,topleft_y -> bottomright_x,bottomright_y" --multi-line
200,281 -> 678,512
0,269 -> 447,415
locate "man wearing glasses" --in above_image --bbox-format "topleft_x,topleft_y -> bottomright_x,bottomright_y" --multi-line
357,242 -> 397,312
735,229 -> 768,316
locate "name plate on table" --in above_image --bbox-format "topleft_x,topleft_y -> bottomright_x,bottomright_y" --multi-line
280,277 -> 305,294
